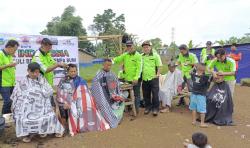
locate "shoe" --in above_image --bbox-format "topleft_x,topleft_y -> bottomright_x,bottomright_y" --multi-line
144,109 -> 151,115
40,134 -> 47,138
55,133 -> 64,138
22,136 -> 31,143
153,110 -> 158,116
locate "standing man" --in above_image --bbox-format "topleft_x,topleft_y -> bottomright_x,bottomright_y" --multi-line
228,43 -> 241,77
176,44 -> 198,106
32,38 -> 68,86
32,38 -> 67,108
0,40 -> 19,114
141,41 -> 162,116
208,48 -> 236,97
200,41 -> 216,66
113,40 -> 142,113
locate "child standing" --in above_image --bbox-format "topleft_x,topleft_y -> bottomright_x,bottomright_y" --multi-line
189,63 -> 212,127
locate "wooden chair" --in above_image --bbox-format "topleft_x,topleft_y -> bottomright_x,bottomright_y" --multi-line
120,83 -> 137,117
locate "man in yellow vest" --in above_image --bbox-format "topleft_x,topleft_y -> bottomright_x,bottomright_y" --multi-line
200,41 -> 216,65
141,41 -> 162,116
32,38 -> 67,107
0,40 -> 19,114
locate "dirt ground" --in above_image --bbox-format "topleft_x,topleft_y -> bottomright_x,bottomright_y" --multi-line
1,85 -> 250,148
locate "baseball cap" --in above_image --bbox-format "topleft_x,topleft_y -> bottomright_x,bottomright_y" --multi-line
125,40 -> 133,46
179,44 -> 188,50
41,38 -> 52,45
142,41 -> 151,47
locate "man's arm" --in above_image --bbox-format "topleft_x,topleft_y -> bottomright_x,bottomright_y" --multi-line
207,59 -> 218,78
0,62 -> 17,71
113,53 -> 125,64
155,54 -> 162,77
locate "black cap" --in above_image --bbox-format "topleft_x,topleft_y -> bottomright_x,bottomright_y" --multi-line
179,44 -> 188,50
125,40 -> 133,46
206,41 -> 212,45
142,41 -> 151,47
41,38 -> 52,45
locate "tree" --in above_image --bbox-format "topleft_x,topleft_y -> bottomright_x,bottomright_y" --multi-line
215,40 -> 225,47
41,6 -> 92,49
167,42 -> 179,60
226,36 -> 239,44
90,9 -> 125,35
149,38 -> 162,51
89,9 -> 126,57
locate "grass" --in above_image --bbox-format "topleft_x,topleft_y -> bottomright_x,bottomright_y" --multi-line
79,64 -> 168,82
240,78 -> 250,86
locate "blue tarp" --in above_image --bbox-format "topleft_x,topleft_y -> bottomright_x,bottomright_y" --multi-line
190,44 -> 250,83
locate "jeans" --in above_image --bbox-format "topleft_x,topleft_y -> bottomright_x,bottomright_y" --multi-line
133,81 -> 141,111
0,87 -> 14,114
142,78 -> 160,111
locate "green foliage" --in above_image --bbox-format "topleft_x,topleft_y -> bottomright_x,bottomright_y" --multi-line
215,40 -> 225,46
150,38 -> 162,51
89,9 -> 126,57
41,6 -> 92,49
167,42 -> 179,60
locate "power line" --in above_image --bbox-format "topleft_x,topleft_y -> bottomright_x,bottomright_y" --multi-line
150,0 -> 199,37
147,0 -> 175,29
141,0 -> 176,37
144,0 -> 164,26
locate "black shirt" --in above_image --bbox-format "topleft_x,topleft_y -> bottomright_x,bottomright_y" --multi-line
190,69 -> 212,95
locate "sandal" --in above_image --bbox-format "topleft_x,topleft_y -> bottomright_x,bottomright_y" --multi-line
22,136 -> 31,143
160,108 -> 170,113
200,123 -> 209,128
55,133 -> 64,138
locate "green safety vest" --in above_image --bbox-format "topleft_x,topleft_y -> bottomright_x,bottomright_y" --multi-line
208,57 -> 236,81
142,52 -> 162,81
32,49 -> 56,86
200,48 -> 215,65
0,50 -> 15,87
177,52 -> 198,79
113,51 -> 142,82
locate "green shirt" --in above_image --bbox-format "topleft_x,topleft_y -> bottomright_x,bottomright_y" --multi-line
142,52 -> 162,81
200,48 -> 215,65
0,50 -> 15,87
177,52 -> 198,79
113,51 -> 142,82
208,57 -> 236,81
32,49 -> 56,86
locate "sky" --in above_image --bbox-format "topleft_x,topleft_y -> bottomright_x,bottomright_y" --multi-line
0,0 -> 250,46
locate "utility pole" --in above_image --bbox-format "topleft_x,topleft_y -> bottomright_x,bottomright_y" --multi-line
171,27 -> 175,43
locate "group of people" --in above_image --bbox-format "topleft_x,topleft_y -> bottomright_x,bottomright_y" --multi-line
0,38 -> 241,143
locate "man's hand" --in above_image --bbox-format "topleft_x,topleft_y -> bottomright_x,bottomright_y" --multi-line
217,72 -> 224,76
63,103 -> 71,109
212,72 -> 218,79
8,62 -> 17,68
132,80 -> 138,85
57,62 -> 68,68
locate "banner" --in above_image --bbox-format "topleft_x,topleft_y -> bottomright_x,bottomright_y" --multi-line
0,33 -> 79,85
